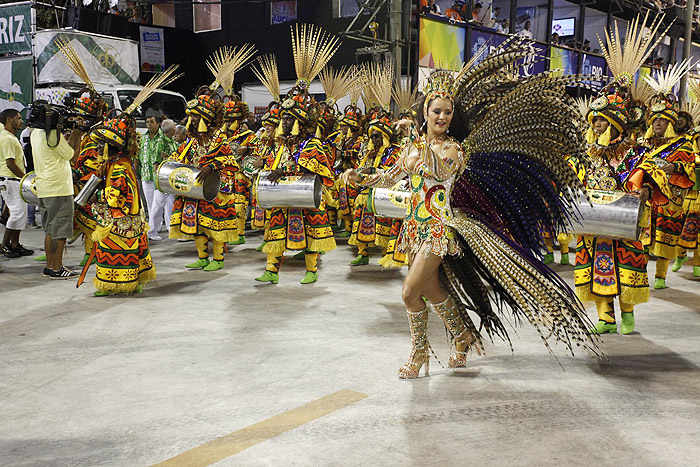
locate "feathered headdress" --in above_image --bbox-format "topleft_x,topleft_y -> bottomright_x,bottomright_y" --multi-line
643,59 -> 694,139
207,44 -> 257,97
392,77 -> 419,119
91,65 -> 181,157
319,66 -> 356,109
290,23 -> 341,90
365,61 -> 394,114
585,13 -> 672,145
252,54 -> 280,104
56,38 -> 107,117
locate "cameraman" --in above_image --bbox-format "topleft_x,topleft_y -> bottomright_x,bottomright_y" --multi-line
30,106 -> 85,278
0,109 -> 33,259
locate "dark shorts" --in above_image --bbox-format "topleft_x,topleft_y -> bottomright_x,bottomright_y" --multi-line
39,195 -> 74,239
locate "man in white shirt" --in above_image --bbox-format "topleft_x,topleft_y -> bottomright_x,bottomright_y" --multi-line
0,109 -> 33,258
518,20 -> 533,39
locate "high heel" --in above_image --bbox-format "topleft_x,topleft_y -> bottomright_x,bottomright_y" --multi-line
433,296 -> 483,369
398,308 -> 430,379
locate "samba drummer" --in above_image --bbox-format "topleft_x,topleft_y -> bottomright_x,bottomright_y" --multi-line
82,68 -> 180,296
573,14 -> 670,335
634,65 -> 697,290
168,47 -> 254,271
254,24 -> 338,285
221,74 -> 260,247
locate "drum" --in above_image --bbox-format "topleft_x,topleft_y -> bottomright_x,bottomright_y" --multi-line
74,174 -> 101,207
366,180 -> 410,219
19,171 -> 39,206
156,160 -> 221,202
569,189 -> 645,241
241,155 -> 261,179
255,171 -> 321,209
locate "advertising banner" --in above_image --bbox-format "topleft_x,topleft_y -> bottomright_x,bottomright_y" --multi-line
469,28 -> 546,77
419,17 -> 465,70
35,30 -> 139,85
580,53 -> 607,90
139,26 -> 165,73
0,2 -> 31,55
549,46 -> 577,75
0,57 -> 32,112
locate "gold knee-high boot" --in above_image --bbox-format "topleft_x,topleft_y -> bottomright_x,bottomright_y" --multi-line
432,296 -> 482,368
398,308 -> 430,379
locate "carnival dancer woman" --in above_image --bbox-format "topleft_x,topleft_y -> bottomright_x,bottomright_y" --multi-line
346,46 -> 599,378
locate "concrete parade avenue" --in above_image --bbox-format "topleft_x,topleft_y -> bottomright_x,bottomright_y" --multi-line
1,226 -> 699,466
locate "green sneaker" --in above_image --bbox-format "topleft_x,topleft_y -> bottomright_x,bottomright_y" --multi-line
671,256 -> 688,272
653,277 -> 667,289
694,266 -> 700,277
336,231 -> 351,238
203,259 -> 224,271
543,253 -> 554,264
186,258 -> 210,269
620,312 -> 635,335
34,254 -> 46,262
93,290 -> 112,297
228,236 -> 246,245
350,254 -> 369,266
560,253 -> 570,265
255,271 -> 279,284
588,320 -> 617,334
301,271 -> 318,284
293,250 -> 306,260
256,241 -> 267,252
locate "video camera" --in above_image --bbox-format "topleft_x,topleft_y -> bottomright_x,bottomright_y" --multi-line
26,100 -> 101,141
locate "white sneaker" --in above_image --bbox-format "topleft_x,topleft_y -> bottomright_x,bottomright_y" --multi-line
149,235 -> 163,241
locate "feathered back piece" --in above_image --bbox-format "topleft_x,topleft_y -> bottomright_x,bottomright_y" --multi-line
631,78 -> 655,106
56,38 -> 94,91
573,96 -> 593,121
347,65 -> 364,107
598,12 -> 672,88
319,66 -> 357,108
252,54 -> 280,103
432,39 -> 600,359
290,23 -> 341,90
392,77 -> 419,118
124,65 -> 183,115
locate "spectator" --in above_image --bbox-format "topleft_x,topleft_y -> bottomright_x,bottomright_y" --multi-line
0,109 -> 33,259
471,3 -> 483,24
492,6 -> 501,21
583,39 -> 591,52
174,124 -> 187,144
445,2 -> 464,21
138,115 -> 167,241
551,32 -> 560,45
421,0 -> 442,15
31,113 -> 84,278
653,56 -> 664,68
146,119 -> 177,240
518,20 -> 533,39
496,18 -> 510,34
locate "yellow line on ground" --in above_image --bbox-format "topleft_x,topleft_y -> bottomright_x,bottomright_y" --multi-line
151,389 -> 368,467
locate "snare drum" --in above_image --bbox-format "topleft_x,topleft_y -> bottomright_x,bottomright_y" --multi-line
366,180 -> 410,219
255,171 -> 321,209
570,189 -> 645,241
156,160 -> 221,201
19,172 -> 39,205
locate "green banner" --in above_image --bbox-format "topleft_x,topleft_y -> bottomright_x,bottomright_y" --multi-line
0,58 -> 33,111
0,2 -> 32,55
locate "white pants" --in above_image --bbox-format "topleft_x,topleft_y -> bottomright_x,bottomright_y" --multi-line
0,179 -> 27,230
149,189 -> 174,236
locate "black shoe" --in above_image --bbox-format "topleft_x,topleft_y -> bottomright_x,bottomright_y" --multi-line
43,268 -> 52,276
50,266 -> 78,279
2,246 -> 20,258
13,245 -> 34,256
